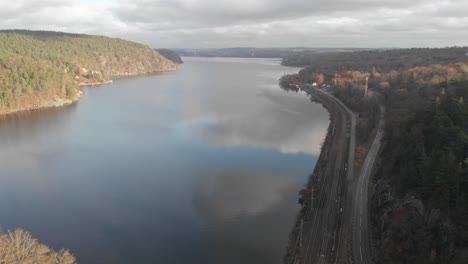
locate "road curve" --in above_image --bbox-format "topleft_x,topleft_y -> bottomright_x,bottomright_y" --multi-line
296,87 -> 383,264
313,87 -> 357,264
296,86 -> 356,264
351,106 -> 384,264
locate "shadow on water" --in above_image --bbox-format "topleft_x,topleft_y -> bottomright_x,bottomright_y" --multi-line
0,104 -> 78,149
0,103 -> 78,124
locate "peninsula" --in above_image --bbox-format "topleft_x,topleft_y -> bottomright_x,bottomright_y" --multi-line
0,30 -> 177,115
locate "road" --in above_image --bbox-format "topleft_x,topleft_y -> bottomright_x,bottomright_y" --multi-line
351,106 -> 384,264
293,86 -> 384,264
297,86 -> 356,264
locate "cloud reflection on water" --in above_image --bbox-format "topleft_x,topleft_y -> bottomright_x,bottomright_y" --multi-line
0,58 -> 328,264
171,57 -> 329,156
193,170 -> 300,264
186,88 -> 328,155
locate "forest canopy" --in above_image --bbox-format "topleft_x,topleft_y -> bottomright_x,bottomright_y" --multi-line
283,47 -> 468,74
156,48 -> 184,64
283,46 -> 468,264
0,30 -> 176,113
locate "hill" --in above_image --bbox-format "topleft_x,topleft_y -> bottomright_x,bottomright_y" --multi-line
283,47 -> 468,70
156,48 -> 183,64
0,30 -> 177,114
282,47 -> 468,264
173,47 -> 367,59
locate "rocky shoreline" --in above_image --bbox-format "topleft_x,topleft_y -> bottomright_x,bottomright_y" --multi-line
0,93 -> 81,116
0,68 -> 177,117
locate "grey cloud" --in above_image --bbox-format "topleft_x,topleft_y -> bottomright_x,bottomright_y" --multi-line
0,0 -> 125,36
0,0 -> 66,15
422,0 -> 468,18
0,0 -> 467,48
112,0 -> 426,30
108,0 -> 468,48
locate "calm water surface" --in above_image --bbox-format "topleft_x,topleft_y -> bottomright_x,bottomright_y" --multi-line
0,57 -> 329,264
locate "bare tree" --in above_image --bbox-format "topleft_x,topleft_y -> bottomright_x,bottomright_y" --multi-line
0,229 -> 76,264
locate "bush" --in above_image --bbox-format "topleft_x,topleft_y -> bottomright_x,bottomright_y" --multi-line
0,229 -> 76,264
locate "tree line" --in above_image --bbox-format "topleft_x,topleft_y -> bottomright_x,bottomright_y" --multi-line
0,30 -> 176,113
280,47 -> 468,263
283,47 -> 468,72
156,49 -> 184,64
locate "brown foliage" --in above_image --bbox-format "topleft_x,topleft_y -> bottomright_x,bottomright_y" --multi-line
315,73 -> 325,86
0,229 -> 76,264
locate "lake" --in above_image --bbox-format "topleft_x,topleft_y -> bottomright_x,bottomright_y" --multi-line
0,57 -> 329,264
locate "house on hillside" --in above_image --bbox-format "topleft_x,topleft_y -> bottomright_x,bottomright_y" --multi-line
81,68 -> 88,75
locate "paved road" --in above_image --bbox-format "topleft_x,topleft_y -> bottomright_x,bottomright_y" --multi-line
298,86 -> 356,264
351,106 -> 384,264
310,89 -> 384,264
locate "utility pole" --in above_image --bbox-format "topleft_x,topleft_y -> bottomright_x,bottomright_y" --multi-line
299,218 -> 304,247
364,77 -> 369,97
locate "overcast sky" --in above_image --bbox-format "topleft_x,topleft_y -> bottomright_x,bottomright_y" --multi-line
0,0 -> 467,48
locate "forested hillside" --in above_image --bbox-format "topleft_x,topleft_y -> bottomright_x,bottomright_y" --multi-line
156,48 -> 183,64
174,47 -> 299,58
372,71 -> 468,264
0,30 -> 177,114
282,48 -> 468,263
174,47 -> 366,58
283,47 -> 468,72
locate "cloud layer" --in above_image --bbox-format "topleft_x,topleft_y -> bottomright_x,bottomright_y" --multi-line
1,0 -> 467,48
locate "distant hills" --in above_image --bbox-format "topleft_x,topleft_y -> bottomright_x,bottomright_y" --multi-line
282,47 -> 468,69
0,30 -> 177,114
173,47 -> 372,59
0,29 -> 90,39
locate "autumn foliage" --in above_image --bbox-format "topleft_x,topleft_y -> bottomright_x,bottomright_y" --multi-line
0,229 -> 76,264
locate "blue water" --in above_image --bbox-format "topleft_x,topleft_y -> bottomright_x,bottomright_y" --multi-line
0,57 -> 329,264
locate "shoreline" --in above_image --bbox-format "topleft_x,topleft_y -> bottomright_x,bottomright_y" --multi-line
0,68 -> 177,117
282,87 -> 339,263
78,80 -> 113,86
283,85 -> 357,264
